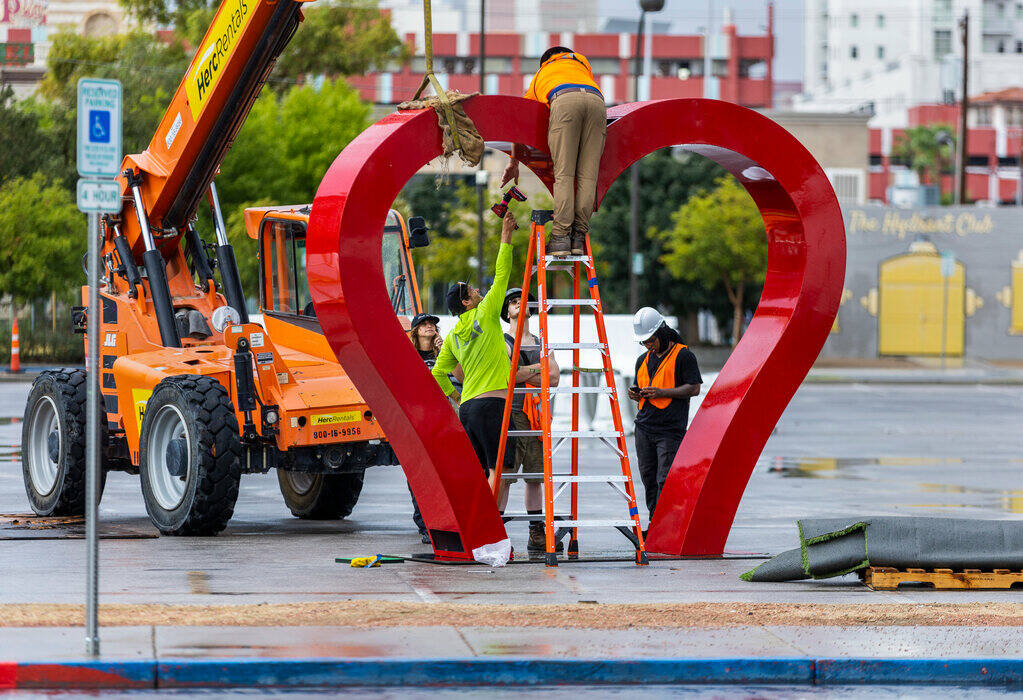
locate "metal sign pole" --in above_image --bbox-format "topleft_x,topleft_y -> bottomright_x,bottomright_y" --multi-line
85,211 -> 100,656
77,76 -> 121,658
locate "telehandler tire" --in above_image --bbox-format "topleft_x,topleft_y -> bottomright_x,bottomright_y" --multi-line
139,375 -> 241,536
22,369 -> 106,516
277,470 -> 364,520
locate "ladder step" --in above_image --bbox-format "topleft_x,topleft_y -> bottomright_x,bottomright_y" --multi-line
519,342 -> 605,352
555,520 -> 638,528
514,386 -> 613,394
503,513 -> 570,521
500,473 -> 629,482
508,430 -> 623,438
541,255 -> 590,262
528,299 -> 597,307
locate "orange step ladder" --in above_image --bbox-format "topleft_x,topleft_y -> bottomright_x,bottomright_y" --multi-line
493,209 -> 648,567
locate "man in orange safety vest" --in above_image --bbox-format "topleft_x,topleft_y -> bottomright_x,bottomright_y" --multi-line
502,46 -> 606,257
627,307 -> 702,523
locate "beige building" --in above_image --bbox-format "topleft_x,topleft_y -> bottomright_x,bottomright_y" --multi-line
2,0 -> 130,98
760,110 -> 872,205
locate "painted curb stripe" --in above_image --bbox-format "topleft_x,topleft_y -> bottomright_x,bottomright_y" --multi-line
157,658 -> 812,687
816,659 -> 1023,685
14,661 -> 155,689
4,657 -> 1023,688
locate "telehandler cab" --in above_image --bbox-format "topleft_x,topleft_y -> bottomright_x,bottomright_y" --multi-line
20,0 -> 433,535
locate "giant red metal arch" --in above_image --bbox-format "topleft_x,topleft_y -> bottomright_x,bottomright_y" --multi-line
307,95 -> 845,560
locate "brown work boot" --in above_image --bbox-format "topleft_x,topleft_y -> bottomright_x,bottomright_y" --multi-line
570,232 -> 586,255
547,233 -> 571,257
528,523 -> 564,553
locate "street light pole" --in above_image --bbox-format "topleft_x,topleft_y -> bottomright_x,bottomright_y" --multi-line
476,169 -> 489,290
628,8 -> 646,314
477,0 -> 487,290
957,9 -> 969,205
628,1 -> 663,313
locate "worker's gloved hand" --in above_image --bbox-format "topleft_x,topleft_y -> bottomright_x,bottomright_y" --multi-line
501,160 -> 519,187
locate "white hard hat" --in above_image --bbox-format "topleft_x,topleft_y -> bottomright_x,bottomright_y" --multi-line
633,307 -> 666,343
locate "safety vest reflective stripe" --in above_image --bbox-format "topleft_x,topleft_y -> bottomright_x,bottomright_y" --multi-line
636,342 -> 686,410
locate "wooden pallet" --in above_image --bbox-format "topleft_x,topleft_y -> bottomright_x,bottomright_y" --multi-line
861,566 -> 1023,590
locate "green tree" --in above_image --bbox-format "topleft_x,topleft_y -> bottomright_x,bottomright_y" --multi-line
658,176 -> 767,346
38,30 -> 190,188
274,4 -> 409,82
121,0 -> 407,83
588,149 -> 728,322
213,79 -> 371,296
891,124 -> 955,186
0,175 -> 84,307
409,182 -> 552,312
0,86 -> 60,185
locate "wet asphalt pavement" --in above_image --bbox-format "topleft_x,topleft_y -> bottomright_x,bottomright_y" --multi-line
2,379 -> 1022,605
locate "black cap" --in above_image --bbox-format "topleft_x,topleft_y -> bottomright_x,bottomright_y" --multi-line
410,313 -> 440,331
446,282 -> 469,316
501,287 -> 536,323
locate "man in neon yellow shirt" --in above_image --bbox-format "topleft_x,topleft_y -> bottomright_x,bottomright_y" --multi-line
433,211 -> 517,477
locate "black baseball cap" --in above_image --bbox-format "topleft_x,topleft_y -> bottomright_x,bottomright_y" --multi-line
446,282 -> 470,316
501,287 -> 537,323
410,313 -> 440,331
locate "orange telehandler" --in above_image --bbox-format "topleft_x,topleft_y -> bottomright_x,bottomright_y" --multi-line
20,0 -> 430,534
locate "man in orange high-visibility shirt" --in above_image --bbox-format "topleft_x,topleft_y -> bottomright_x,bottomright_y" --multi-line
502,46 -> 606,257
627,307 -> 702,524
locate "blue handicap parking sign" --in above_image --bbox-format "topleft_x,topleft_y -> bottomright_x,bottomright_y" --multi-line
89,110 -> 110,143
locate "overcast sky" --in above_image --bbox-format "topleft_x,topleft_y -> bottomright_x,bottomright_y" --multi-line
599,0 -> 804,82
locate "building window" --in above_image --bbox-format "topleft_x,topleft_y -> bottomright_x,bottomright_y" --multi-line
850,45 -> 859,59
1007,104 -> 1023,126
934,29 -> 952,58
877,13 -> 885,27
1017,2 -> 1023,19
967,155 -> 990,167
998,40 -> 1007,53
851,13 -> 859,27
1017,40 -> 1023,53
998,155 -> 1020,167
739,59 -> 767,79
975,105 -> 993,125
869,154 -> 883,167
877,45 -> 885,59
589,58 -> 620,75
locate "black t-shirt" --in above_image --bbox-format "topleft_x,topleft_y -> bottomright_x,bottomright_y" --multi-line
418,348 -> 437,368
634,344 -> 702,435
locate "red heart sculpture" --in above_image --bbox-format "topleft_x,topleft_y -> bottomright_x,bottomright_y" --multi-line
308,96 -> 845,560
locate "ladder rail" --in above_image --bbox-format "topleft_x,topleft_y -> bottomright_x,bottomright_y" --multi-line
535,219 -> 558,563
583,234 -> 647,562
570,257 -> 581,557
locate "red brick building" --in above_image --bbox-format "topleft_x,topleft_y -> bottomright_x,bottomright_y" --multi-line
347,13 -> 774,108
869,88 -> 1023,204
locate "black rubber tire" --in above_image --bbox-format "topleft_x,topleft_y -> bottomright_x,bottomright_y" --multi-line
277,470 -> 364,520
21,369 -> 106,516
138,375 -> 241,536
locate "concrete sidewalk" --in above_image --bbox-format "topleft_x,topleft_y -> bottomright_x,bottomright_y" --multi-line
2,625 -> 1022,688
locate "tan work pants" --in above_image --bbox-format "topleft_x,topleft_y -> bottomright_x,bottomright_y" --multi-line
547,91 -> 607,239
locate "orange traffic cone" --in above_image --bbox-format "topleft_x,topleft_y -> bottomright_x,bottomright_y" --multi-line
10,317 -> 20,373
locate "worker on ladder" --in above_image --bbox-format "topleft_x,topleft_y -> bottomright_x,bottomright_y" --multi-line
500,287 -> 561,554
628,307 -> 703,524
432,211 -> 518,479
502,47 -> 606,258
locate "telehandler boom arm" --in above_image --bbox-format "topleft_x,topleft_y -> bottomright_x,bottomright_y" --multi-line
111,0 -> 313,345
